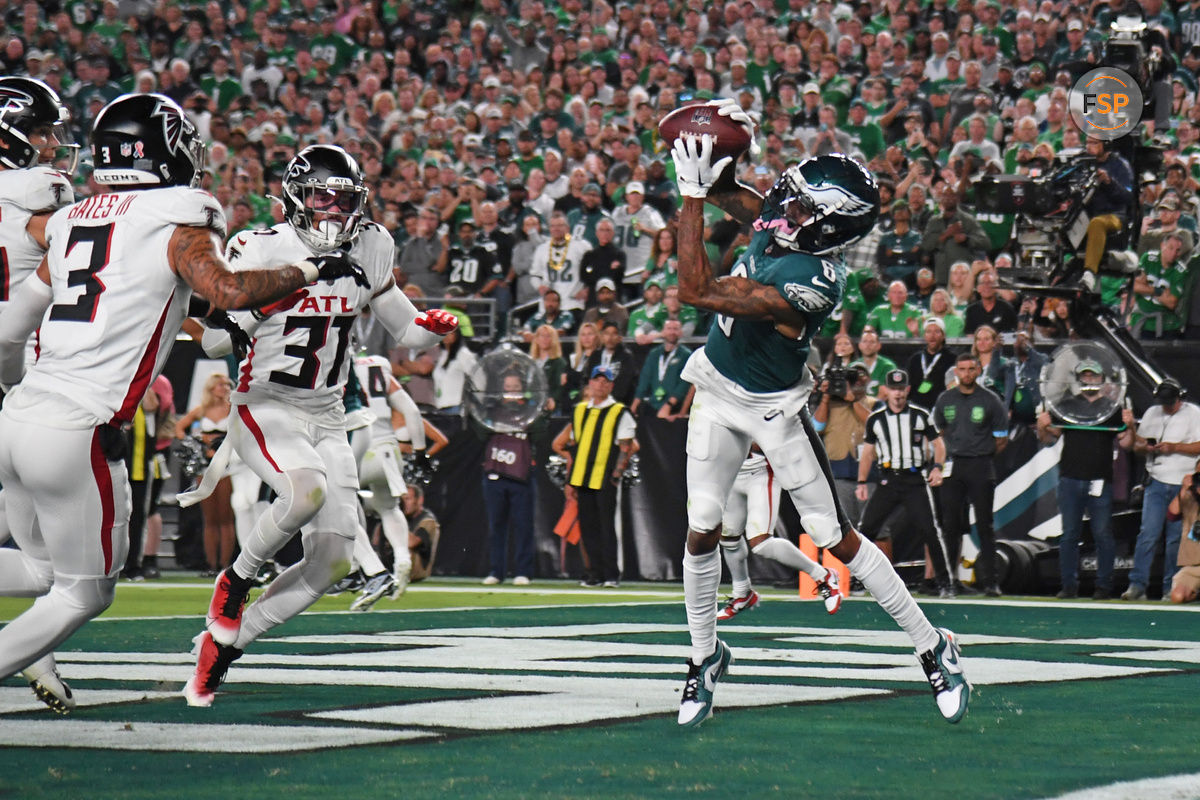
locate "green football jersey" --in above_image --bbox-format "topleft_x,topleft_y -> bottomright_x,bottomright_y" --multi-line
705,227 -> 844,393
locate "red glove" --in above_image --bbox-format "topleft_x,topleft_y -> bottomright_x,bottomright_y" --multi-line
415,308 -> 458,335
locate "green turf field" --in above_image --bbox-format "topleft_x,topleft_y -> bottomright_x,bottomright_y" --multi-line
1,579 -> 1198,800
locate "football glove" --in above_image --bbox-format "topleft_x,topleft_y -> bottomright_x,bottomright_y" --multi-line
713,98 -> 762,158
671,135 -> 733,199
204,309 -> 252,361
415,308 -> 458,335
301,251 -> 370,288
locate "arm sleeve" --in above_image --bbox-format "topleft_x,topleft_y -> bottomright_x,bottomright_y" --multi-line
387,384 -> 427,449
371,284 -> 441,348
0,275 -> 53,387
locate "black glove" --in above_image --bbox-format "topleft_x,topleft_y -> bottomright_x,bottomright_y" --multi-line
304,250 -> 370,288
204,309 -> 252,361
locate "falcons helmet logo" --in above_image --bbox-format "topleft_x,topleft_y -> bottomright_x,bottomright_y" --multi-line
0,86 -> 34,116
151,98 -> 184,155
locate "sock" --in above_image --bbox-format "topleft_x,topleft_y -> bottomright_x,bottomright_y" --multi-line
720,537 -> 752,598
379,508 -> 412,573
848,537 -> 939,653
752,537 -> 827,580
683,546 -> 721,665
234,562 -> 324,649
231,507 -> 290,581
353,525 -> 387,577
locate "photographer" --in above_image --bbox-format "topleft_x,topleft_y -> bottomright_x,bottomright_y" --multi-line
812,361 -> 876,524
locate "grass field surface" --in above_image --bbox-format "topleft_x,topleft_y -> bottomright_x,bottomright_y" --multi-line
1,578 -> 1198,799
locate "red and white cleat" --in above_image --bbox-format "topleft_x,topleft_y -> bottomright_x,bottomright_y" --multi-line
815,569 -> 843,614
717,590 -> 760,621
205,569 -> 248,646
184,632 -> 242,708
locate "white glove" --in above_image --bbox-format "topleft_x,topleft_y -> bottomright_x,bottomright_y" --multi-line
671,134 -> 733,199
713,97 -> 762,158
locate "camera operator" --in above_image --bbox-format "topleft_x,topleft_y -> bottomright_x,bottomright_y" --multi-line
812,361 -> 876,524
1079,137 -> 1134,290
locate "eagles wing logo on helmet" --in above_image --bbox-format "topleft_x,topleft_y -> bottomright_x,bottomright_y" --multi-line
805,184 -> 877,219
151,98 -> 183,155
0,87 -> 34,116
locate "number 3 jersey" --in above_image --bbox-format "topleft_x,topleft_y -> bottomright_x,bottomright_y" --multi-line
0,166 -> 74,304
698,227 -> 845,394
227,221 -> 395,427
10,186 -> 223,428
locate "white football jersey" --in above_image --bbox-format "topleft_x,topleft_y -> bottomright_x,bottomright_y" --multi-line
530,235 -> 592,310
0,166 -> 74,301
610,204 -> 664,282
227,221 -> 395,426
13,186 -> 224,427
353,353 -> 403,441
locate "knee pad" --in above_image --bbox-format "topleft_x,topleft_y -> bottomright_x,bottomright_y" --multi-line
686,493 -> 725,535
53,576 -> 116,619
798,513 -> 844,550
274,468 -> 328,531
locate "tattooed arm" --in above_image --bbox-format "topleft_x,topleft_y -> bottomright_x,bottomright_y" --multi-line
169,225 -> 307,310
675,197 -> 805,331
704,180 -> 765,227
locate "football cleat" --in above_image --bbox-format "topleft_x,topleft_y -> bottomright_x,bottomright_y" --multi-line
677,640 -> 733,728
22,666 -> 75,714
327,569 -> 365,596
512,576 -> 531,587
717,590 -> 760,621
391,565 -> 412,598
918,628 -> 970,724
815,569 -> 843,614
184,631 -> 243,708
205,569 -> 249,646
350,571 -> 396,612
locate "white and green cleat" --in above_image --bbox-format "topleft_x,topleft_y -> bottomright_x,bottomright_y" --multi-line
677,640 -> 733,728
918,627 -> 970,724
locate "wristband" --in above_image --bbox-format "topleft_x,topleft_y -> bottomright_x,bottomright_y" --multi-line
297,260 -> 319,283
857,480 -> 867,485
933,463 -> 944,470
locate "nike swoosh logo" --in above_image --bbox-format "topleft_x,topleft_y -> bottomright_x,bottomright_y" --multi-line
763,410 -> 782,421
943,644 -> 961,672
703,660 -> 722,691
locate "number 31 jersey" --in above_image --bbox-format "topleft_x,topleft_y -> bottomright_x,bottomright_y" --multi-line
702,227 -> 845,394
14,187 -> 223,428
227,221 -> 395,427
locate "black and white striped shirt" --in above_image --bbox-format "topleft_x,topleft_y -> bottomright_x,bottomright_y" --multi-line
864,403 -> 939,472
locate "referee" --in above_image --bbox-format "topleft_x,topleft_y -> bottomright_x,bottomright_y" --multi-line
855,369 -> 955,595
933,352 -> 1010,597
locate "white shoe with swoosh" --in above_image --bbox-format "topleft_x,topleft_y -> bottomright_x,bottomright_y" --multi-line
918,627 -> 970,723
678,640 -> 733,727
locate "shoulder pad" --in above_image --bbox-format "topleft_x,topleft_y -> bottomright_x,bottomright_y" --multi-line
144,187 -> 226,239
22,167 -> 74,213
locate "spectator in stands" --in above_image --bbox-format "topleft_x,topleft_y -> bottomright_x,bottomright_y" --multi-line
630,320 -> 691,421
1010,329 -> 1049,425
511,214 -> 546,307
582,322 -> 635,406
1130,232 -> 1188,339
865,280 -> 923,339
529,326 -> 570,414
662,284 -> 701,337
907,317 -> 957,411
628,279 -> 669,345
970,325 -> 1016,412
877,201 -> 923,286
946,261 -> 976,315
921,184 -> 990,285
1125,380 -> 1200,600
911,267 -> 937,311
1140,195 -> 1195,261
568,322 -> 601,402
532,212 -> 591,313
523,289 -> 576,343
579,217 -> 626,301
611,181 -> 665,301
567,182 -> 610,248
645,225 -> 679,288
857,328 -> 899,396
581,278 -> 629,332
399,207 -> 445,291
964,270 -> 1018,333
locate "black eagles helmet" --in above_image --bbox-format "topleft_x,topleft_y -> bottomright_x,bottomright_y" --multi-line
91,93 -> 205,187
281,144 -> 369,252
760,154 -> 880,255
0,76 -> 79,172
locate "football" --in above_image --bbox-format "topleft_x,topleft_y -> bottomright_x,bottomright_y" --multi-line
657,101 -> 752,164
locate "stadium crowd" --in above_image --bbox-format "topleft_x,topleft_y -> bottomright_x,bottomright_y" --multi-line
9,0 -> 1200,599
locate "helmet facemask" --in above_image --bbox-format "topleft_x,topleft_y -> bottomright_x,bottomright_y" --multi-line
286,176 -> 368,252
759,167 -> 817,251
